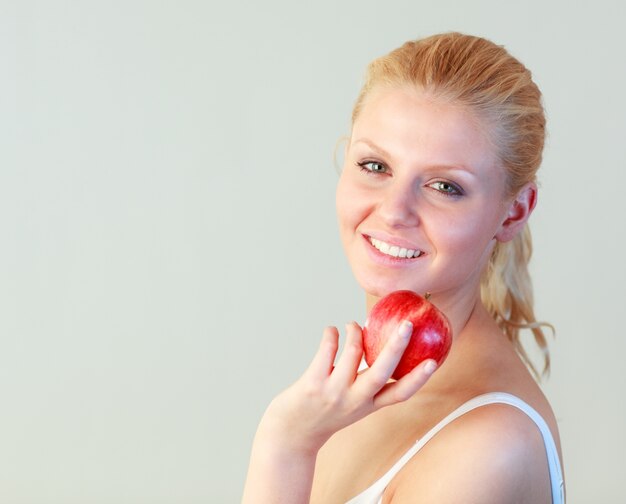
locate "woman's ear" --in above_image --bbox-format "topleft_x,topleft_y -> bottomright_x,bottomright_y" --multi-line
495,182 -> 538,243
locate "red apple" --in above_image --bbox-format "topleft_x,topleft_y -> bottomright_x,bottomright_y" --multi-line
362,290 -> 452,379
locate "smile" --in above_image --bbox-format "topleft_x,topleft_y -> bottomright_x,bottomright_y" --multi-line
368,237 -> 423,259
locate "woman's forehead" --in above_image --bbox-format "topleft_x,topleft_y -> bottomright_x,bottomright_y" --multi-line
350,87 -> 499,172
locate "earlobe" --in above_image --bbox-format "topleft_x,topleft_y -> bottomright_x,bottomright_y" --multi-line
495,183 -> 538,243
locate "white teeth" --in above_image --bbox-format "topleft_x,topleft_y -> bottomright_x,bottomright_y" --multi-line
369,237 -> 421,259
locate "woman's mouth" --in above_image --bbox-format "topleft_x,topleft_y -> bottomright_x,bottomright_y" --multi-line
367,236 -> 423,259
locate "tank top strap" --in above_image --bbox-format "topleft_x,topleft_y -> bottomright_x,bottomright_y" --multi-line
345,392 -> 564,504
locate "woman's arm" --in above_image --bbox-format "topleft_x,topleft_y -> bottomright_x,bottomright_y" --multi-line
241,321 -> 437,504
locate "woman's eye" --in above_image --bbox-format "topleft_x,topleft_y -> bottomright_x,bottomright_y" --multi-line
429,181 -> 463,196
357,161 -> 387,174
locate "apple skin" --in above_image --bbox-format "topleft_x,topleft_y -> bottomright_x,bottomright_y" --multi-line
362,290 -> 452,379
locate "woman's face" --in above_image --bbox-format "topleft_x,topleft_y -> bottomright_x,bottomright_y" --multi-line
336,87 -> 514,304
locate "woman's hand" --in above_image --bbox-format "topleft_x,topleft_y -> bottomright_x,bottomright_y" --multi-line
242,320 -> 437,504
263,320 -> 437,455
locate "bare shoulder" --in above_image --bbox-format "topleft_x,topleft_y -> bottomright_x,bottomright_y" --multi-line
387,403 -> 552,504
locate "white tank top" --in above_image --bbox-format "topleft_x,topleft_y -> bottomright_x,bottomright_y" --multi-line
345,392 -> 564,504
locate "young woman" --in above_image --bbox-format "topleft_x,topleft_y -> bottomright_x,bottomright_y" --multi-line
242,32 -> 565,504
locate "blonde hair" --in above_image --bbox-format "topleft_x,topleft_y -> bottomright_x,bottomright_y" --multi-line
351,32 -> 551,378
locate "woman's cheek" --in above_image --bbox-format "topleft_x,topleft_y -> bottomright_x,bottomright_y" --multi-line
433,213 -> 497,270
336,178 -> 370,227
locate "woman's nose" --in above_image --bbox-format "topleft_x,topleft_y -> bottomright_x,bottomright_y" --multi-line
378,183 -> 420,228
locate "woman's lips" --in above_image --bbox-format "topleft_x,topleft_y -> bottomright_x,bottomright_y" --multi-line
362,234 -> 425,264
368,236 -> 423,258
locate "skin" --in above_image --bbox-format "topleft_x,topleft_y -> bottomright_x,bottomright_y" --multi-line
242,86 -> 563,504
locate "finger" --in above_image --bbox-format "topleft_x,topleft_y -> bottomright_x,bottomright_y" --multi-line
373,359 -> 437,409
354,320 -> 412,396
304,326 -> 339,381
329,321 -> 364,387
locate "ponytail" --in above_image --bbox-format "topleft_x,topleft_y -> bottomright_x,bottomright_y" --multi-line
481,224 -> 552,379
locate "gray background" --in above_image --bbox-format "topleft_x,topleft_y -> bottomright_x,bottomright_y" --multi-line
3,1 -> 625,502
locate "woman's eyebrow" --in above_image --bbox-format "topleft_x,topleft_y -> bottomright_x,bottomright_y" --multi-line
352,138 -> 392,159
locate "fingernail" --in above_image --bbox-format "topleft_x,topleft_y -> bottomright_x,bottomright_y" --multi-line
423,359 -> 437,375
398,320 -> 413,340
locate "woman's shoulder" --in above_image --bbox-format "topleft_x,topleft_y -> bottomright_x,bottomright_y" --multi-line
386,396 -> 554,503
382,313 -> 562,503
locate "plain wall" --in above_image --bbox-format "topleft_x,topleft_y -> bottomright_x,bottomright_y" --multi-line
2,1 -> 625,502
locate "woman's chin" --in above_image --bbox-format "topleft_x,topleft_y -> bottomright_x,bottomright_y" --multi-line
360,277 -> 425,299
